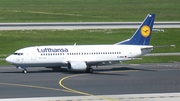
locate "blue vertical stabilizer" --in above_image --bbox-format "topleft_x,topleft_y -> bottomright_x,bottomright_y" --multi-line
116,14 -> 155,45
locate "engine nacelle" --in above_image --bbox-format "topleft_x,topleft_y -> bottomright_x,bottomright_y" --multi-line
67,61 -> 87,71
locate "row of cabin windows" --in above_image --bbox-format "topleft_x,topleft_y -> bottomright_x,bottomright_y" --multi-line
67,52 -> 121,55
40,52 -> 121,56
41,53 -> 64,56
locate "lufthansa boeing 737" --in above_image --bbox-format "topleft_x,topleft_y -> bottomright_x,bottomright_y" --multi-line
6,14 -> 156,73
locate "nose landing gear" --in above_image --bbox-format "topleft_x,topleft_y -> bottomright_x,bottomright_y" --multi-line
22,69 -> 27,74
17,67 -> 27,74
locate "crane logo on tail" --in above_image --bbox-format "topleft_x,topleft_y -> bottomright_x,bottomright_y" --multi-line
141,25 -> 150,37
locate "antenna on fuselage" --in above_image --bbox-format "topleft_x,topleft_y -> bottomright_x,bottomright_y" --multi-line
74,43 -> 76,46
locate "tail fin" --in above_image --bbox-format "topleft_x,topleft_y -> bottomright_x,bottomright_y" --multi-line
115,14 -> 155,45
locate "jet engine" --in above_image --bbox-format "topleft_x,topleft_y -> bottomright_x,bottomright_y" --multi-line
67,61 -> 87,71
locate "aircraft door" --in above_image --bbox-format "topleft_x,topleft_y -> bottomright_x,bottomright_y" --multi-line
129,51 -> 132,58
31,53 -> 36,60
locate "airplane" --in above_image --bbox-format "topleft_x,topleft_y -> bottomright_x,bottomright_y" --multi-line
6,14 -> 155,74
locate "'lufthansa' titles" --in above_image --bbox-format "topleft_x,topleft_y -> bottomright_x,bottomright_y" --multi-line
37,48 -> 68,53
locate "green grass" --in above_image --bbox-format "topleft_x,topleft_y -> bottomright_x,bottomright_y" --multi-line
1,29 -> 180,65
124,56 -> 180,64
0,0 -> 179,22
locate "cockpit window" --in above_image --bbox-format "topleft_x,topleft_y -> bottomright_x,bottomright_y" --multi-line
13,53 -> 18,55
13,53 -> 23,55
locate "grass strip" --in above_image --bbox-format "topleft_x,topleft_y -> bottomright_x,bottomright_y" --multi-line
0,0 -> 179,22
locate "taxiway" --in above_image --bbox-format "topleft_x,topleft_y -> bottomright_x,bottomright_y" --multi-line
0,63 -> 180,100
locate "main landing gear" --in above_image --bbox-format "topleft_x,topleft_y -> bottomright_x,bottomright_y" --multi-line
86,67 -> 93,73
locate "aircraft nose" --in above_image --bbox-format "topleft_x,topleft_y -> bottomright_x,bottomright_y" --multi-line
6,55 -> 13,63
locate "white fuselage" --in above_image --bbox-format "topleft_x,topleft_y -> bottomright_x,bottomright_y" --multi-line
5,14 -> 156,73
6,44 -> 153,67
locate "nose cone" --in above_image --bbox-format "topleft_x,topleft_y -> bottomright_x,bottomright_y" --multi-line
6,55 -> 13,63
